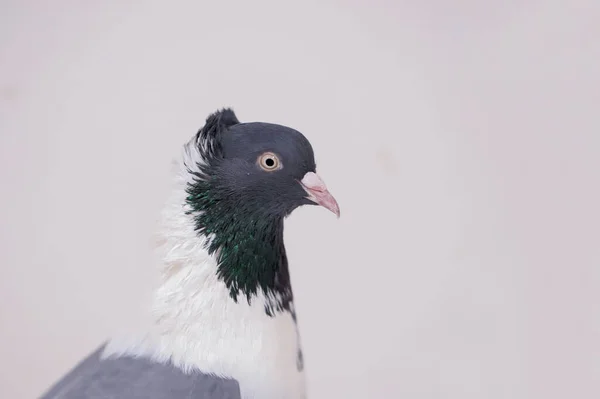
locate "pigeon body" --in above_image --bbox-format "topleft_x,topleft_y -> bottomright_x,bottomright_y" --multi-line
39,109 -> 339,399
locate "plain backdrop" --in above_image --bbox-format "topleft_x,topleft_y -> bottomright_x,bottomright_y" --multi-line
1,1 -> 599,398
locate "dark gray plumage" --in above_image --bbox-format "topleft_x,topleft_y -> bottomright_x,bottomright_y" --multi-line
39,344 -> 241,399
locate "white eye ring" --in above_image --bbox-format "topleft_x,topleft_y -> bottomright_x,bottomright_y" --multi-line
258,152 -> 282,171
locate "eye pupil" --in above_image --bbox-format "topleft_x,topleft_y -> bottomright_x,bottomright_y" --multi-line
265,158 -> 275,167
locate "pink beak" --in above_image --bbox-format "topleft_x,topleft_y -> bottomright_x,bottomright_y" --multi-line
300,172 -> 340,218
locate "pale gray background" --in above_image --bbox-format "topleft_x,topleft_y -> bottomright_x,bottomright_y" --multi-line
1,1 -> 598,398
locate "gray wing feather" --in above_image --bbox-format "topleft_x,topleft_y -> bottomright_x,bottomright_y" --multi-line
39,344 -> 241,399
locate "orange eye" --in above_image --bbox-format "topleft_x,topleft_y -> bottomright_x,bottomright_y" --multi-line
258,152 -> 281,171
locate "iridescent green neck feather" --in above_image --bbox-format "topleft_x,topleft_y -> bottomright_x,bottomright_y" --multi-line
186,177 -> 293,316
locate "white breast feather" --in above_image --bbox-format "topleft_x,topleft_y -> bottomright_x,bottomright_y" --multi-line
102,139 -> 306,399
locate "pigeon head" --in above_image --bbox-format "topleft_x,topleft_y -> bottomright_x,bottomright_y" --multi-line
188,108 -> 339,219
183,108 -> 339,314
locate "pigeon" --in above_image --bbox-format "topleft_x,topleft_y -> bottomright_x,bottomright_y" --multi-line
39,108 -> 340,399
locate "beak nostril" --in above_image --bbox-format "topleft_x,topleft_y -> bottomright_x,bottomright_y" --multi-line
300,171 -> 327,191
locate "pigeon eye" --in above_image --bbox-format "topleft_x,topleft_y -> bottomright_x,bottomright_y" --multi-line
258,152 -> 281,171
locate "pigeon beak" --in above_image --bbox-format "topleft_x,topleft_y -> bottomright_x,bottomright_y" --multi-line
300,172 -> 340,218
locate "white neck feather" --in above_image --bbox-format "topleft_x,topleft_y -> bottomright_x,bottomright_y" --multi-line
103,139 -> 306,399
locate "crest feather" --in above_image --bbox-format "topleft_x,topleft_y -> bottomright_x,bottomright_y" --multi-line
196,108 -> 240,161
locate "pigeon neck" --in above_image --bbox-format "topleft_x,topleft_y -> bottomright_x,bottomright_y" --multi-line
103,183 -> 305,386
185,185 -> 294,316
